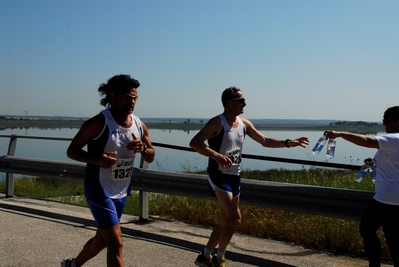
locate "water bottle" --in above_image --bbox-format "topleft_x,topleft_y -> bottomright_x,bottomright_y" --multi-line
326,139 -> 336,159
355,164 -> 370,183
312,135 -> 327,155
369,164 -> 376,183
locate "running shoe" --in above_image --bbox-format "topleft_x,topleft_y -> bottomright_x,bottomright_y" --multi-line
194,252 -> 213,267
212,256 -> 226,267
61,258 -> 75,267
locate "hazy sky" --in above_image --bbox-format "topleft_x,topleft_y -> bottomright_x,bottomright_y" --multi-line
1,0 -> 398,122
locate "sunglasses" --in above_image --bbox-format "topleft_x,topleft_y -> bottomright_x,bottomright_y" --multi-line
231,97 -> 246,103
124,93 -> 139,102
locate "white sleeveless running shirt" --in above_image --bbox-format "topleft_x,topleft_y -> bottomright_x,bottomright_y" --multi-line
207,114 -> 246,175
90,109 -> 143,199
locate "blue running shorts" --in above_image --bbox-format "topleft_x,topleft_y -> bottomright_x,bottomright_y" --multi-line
207,169 -> 241,198
86,192 -> 127,229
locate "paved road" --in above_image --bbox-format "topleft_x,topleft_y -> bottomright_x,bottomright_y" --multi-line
0,194 -> 391,267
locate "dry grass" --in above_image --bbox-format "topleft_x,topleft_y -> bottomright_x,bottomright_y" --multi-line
0,168 -> 389,260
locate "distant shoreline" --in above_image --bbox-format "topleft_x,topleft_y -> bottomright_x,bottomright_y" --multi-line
0,118 -> 384,133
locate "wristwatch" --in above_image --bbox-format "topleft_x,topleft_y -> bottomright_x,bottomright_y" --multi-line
142,143 -> 147,152
285,139 -> 291,148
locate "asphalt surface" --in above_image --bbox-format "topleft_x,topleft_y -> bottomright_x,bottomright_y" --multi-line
0,194 -> 391,267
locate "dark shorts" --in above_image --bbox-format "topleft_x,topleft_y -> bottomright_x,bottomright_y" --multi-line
207,169 -> 241,198
86,190 -> 127,229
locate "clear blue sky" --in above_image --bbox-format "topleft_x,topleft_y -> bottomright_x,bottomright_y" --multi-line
1,0 -> 398,122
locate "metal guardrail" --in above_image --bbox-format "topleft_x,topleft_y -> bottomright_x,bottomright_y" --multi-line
0,134 -> 373,221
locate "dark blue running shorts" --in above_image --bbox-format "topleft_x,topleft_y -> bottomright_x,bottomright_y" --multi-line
86,192 -> 127,229
207,170 -> 241,198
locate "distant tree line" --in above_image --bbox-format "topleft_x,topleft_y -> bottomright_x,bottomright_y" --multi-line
0,116 -> 31,121
329,121 -> 379,126
183,119 -> 204,123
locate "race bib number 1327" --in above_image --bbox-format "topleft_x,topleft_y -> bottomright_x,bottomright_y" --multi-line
112,158 -> 134,180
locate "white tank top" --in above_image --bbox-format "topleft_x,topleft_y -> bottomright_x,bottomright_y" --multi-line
208,114 -> 246,175
96,109 -> 143,198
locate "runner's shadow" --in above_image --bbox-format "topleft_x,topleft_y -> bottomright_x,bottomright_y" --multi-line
1,200 -> 298,267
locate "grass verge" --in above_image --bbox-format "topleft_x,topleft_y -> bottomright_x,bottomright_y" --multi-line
0,168 -> 389,261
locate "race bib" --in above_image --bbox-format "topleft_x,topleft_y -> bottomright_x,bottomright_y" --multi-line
111,158 -> 134,180
226,148 -> 242,165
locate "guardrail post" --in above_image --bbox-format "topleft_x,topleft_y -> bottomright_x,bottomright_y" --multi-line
0,153 -> 373,220
5,135 -> 17,198
138,155 -> 149,222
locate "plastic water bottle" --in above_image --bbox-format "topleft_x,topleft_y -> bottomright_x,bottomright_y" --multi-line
326,139 -> 336,159
355,164 -> 370,183
312,135 -> 327,155
369,164 -> 376,183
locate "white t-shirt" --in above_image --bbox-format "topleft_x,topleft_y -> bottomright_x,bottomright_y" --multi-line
374,133 -> 399,205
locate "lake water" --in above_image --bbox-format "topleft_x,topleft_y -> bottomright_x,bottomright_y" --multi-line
0,127 -> 383,178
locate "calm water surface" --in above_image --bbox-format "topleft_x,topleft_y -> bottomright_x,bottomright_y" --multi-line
0,127 -> 383,178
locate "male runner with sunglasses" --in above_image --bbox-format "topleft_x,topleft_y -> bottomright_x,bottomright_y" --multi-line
190,86 -> 309,267
62,74 -> 155,267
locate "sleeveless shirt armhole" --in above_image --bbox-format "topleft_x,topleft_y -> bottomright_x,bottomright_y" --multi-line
208,115 -> 223,138
132,115 -> 144,139
92,112 -> 107,141
237,117 -> 246,137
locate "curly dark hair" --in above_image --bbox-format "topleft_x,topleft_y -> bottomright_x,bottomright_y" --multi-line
221,86 -> 241,108
384,106 -> 399,121
98,74 -> 140,107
